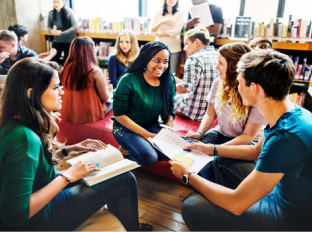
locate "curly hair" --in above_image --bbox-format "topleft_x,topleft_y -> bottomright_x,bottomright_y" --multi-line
216,42 -> 251,125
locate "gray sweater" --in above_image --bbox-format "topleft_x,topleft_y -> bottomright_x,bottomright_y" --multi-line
48,8 -> 78,43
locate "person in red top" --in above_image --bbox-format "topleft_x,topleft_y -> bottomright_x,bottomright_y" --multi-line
60,36 -> 112,124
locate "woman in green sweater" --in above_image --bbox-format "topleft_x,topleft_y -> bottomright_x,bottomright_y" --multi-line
0,58 -> 147,231
113,41 -> 175,167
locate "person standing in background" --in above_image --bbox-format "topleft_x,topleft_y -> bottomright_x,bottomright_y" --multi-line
48,0 -> 78,65
108,30 -> 139,88
186,0 -> 223,40
150,0 -> 184,74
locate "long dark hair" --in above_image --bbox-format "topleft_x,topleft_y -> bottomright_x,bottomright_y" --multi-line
0,58 -> 63,165
162,0 -> 179,16
126,41 -> 174,123
53,0 -> 68,26
61,37 -> 98,91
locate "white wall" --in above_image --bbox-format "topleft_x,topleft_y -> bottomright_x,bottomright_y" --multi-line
244,0 -> 279,23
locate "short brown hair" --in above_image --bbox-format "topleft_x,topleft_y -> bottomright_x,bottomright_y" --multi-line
0,30 -> 18,44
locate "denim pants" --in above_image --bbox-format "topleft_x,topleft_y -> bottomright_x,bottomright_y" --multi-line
43,172 -> 139,231
199,128 -> 256,188
182,192 -> 292,231
113,124 -> 169,167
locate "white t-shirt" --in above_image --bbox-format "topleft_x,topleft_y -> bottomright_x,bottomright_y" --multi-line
207,78 -> 267,142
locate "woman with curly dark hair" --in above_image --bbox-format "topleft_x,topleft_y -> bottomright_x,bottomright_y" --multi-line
113,41 -> 175,167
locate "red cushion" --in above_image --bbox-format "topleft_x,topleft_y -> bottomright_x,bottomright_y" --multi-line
57,111 -> 119,147
57,112 -> 218,182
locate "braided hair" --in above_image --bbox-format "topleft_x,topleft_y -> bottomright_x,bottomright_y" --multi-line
126,41 -> 175,123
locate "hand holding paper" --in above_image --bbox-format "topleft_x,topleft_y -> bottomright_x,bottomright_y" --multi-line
190,2 -> 214,29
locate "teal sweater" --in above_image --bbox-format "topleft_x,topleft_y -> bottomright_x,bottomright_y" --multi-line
0,119 -> 55,230
113,72 -> 175,126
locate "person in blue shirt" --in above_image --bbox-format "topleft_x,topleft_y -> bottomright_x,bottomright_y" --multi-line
108,30 -> 139,88
170,50 -> 312,230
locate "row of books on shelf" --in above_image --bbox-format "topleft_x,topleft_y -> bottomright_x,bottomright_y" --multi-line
223,16 -> 312,41
77,17 -> 150,35
290,56 -> 312,81
289,92 -> 306,107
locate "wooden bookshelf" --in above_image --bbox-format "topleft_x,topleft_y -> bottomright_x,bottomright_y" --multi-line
215,38 -> 312,51
40,30 -> 155,52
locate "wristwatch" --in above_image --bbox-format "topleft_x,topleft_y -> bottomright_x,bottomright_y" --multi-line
182,170 -> 195,185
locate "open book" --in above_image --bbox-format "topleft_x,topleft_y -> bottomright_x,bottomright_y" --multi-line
66,145 -> 140,186
150,129 -> 213,173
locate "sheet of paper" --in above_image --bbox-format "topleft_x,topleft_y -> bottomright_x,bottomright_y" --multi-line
151,129 -> 213,173
190,2 -> 214,29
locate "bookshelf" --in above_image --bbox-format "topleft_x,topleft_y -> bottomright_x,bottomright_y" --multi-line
40,30 -> 155,52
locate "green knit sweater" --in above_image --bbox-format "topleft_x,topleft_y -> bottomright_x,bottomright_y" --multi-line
113,72 -> 174,126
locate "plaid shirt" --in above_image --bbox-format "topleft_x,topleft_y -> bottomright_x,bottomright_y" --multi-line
0,45 -> 37,75
174,46 -> 218,120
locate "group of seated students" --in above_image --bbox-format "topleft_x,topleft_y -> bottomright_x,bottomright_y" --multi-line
0,22 -> 312,231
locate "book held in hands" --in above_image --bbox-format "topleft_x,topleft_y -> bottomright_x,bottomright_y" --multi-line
150,129 -> 213,173
66,145 -> 140,186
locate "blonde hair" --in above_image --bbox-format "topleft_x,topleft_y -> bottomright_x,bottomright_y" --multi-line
185,28 -> 210,45
115,30 -> 139,67
216,42 -> 251,125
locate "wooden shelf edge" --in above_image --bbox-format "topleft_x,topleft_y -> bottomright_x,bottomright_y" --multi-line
216,38 -> 312,51
40,30 -> 155,42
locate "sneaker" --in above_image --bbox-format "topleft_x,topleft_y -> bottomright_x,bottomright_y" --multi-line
140,223 -> 153,231
118,146 -> 128,157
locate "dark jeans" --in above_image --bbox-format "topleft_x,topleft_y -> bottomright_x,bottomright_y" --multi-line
43,172 -> 140,231
113,123 -> 169,167
182,192 -> 291,231
52,42 -> 71,65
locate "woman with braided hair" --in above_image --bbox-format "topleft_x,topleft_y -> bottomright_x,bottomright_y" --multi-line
112,41 -> 175,167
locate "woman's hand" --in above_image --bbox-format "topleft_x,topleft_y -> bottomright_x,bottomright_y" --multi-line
63,161 -> 100,183
142,131 -> 157,140
185,131 -> 202,140
70,139 -> 107,153
169,160 -> 190,179
184,143 -> 213,156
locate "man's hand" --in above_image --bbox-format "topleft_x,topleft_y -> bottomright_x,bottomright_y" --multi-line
186,18 -> 200,30
169,160 -> 190,179
0,51 -> 10,64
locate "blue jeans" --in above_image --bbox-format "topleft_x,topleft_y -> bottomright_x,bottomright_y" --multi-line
182,192 -> 292,230
200,128 -> 235,144
113,123 -> 169,167
43,172 -> 139,231
200,157 -> 256,189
